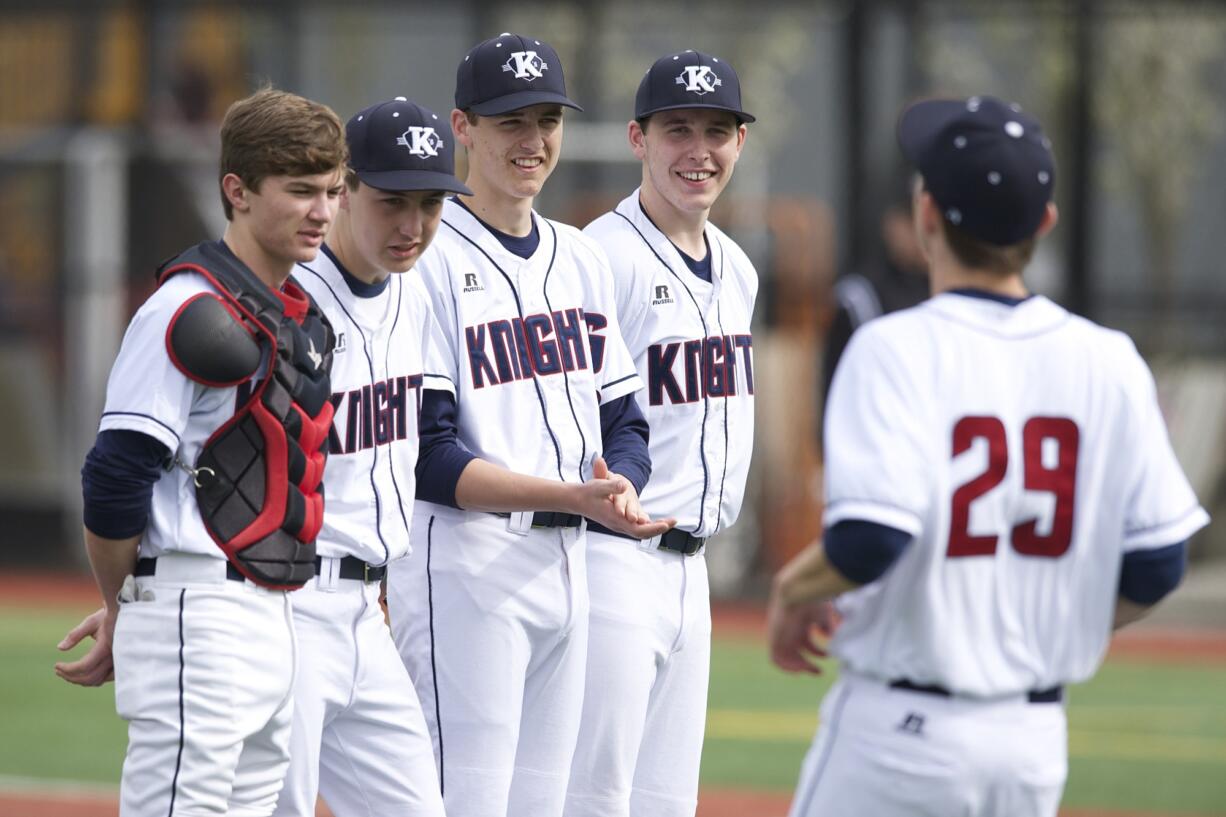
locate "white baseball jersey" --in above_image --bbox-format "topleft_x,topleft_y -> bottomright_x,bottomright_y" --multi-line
825,292 -> 1210,696
391,199 -> 640,817
584,190 -> 757,536
295,248 -> 454,565
101,256 -> 299,816
100,272 -> 246,559
413,199 -> 642,478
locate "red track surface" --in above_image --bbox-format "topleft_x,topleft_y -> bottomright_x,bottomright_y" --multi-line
0,789 -> 1191,817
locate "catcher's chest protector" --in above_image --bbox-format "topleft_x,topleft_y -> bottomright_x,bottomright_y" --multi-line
160,242 -> 335,589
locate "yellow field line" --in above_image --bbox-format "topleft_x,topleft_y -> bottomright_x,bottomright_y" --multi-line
706,709 -> 1226,763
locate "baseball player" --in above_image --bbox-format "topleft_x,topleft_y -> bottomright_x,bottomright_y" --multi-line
564,50 -> 759,817
268,96 -> 471,817
768,95 -> 1210,817
386,32 -> 672,817
55,88 -> 347,816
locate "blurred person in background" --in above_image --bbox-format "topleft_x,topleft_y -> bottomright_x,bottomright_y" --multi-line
820,172 -> 929,422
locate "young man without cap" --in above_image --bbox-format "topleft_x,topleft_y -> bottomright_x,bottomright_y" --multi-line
58,88 -> 347,817
769,95 -> 1209,817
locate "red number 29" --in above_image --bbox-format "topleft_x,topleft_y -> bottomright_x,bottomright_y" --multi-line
947,416 -> 1079,559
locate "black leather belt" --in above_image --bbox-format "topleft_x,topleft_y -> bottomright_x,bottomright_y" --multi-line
314,555 -> 386,582
586,521 -> 706,555
889,678 -> 1063,704
494,511 -> 583,528
135,556 -> 244,582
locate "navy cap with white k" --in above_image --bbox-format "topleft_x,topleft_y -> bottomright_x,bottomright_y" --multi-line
346,97 -> 472,195
898,95 -> 1054,246
635,50 -> 755,123
455,33 -> 582,116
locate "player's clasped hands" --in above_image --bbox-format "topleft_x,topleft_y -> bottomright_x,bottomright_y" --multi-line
55,606 -> 116,686
580,456 -> 677,540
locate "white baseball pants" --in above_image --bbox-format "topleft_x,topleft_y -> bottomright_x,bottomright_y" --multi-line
274,569 -> 444,817
388,506 -> 589,817
788,672 -> 1067,817
114,553 -> 295,817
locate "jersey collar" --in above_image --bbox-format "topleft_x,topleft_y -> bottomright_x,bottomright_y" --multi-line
618,189 -> 723,297
925,291 -> 1070,339
321,244 -> 391,298
443,197 -> 552,267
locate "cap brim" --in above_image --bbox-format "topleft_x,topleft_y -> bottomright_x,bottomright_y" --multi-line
356,169 -> 473,196
469,90 -> 584,116
637,102 -> 755,124
897,98 -> 967,166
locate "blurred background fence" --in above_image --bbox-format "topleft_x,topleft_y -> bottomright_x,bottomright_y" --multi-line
1,0 -> 1222,594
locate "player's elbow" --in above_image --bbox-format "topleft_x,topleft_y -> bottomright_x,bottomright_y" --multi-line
1118,541 -> 1187,606
823,520 -> 913,585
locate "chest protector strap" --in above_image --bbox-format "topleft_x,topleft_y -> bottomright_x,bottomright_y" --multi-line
160,242 -> 335,589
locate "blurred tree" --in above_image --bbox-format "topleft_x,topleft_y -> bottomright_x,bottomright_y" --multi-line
1095,6 -> 1224,336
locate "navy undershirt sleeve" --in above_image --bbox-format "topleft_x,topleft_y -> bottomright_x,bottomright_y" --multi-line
599,395 -> 651,495
1119,542 -> 1187,605
81,429 -> 171,539
823,519 -> 913,584
415,390 -> 478,508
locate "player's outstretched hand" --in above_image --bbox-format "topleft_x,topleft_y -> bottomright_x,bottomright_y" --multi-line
578,457 -> 676,540
767,594 -> 836,676
55,606 -> 116,686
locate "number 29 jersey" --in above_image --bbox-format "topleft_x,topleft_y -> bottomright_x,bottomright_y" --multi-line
824,292 -> 1209,696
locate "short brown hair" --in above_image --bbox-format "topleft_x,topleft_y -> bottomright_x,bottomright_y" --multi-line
939,217 -> 1038,276
219,87 -> 348,220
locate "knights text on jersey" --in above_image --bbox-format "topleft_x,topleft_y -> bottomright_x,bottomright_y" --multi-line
823,292 -> 1210,696
99,273 -> 249,559
413,199 -> 642,483
296,251 -> 454,565
584,190 -> 757,538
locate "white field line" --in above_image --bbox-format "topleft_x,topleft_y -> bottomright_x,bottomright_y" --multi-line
0,774 -> 117,799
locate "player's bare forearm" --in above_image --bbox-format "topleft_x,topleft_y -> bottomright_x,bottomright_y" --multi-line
454,458 -> 582,512
1112,598 -> 1153,631
767,545 -> 848,675
773,541 -> 860,609
84,528 -> 141,615
454,457 -> 674,538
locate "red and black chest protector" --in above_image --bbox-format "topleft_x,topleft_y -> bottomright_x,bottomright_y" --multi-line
160,241 -> 335,589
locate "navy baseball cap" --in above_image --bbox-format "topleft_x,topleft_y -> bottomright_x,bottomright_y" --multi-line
898,95 -> 1054,246
346,97 -> 472,195
455,33 -> 582,116
635,50 -> 755,123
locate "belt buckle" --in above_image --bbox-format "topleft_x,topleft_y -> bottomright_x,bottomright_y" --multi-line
363,561 -> 371,583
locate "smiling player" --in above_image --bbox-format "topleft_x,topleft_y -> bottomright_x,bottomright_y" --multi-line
564,50 -> 758,817
386,32 -> 673,817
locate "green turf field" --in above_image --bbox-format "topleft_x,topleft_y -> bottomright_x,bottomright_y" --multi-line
4,606 -> 1225,814
705,636 -> 1226,815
